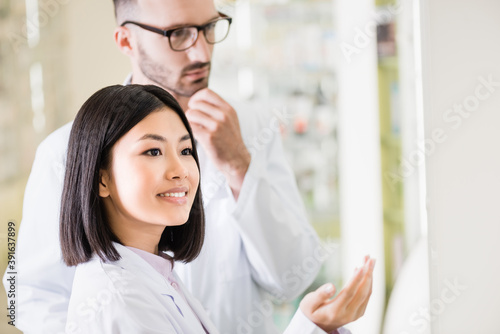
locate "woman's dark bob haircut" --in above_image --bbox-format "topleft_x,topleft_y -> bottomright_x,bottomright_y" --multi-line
60,84 -> 204,266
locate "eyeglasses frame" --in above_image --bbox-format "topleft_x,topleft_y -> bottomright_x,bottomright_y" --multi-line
120,13 -> 233,52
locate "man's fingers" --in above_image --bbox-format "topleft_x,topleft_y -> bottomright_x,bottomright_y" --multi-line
190,88 -> 225,108
187,99 -> 226,121
189,122 -> 205,133
300,283 -> 337,313
186,109 -> 218,132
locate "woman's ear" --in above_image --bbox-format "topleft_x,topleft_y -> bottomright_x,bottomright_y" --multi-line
99,169 -> 111,198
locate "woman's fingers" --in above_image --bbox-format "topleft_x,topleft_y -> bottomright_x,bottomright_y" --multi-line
300,283 -> 337,313
334,262 -> 369,305
325,257 -> 375,311
346,258 -> 375,318
299,256 -> 376,333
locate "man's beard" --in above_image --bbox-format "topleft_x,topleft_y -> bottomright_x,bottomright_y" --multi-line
138,44 -> 210,97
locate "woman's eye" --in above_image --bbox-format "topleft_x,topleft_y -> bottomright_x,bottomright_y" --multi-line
181,148 -> 193,155
146,148 -> 162,156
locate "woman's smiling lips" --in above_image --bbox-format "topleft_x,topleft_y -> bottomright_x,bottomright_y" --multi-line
157,187 -> 189,205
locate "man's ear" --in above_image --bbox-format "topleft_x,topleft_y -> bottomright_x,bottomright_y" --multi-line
99,169 -> 111,198
114,26 -> 134,57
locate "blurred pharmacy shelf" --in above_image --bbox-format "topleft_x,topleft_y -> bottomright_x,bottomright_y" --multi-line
212,0 -> 343,329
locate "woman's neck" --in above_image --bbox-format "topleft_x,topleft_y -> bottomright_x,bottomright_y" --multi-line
122,239 -> 159,255
110,220 -> 163,255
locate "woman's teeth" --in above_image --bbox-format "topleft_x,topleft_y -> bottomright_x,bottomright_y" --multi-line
158,192 -> 186,197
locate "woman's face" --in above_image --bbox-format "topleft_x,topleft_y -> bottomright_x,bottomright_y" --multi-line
99,107 -> 199,234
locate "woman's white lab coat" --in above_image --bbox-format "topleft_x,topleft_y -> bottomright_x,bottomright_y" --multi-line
66,243 -> 331,334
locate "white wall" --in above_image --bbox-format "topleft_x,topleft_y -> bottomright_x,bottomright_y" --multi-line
421,0 -> 500,332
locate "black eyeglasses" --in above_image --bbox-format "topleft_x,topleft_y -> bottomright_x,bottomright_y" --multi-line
121,15 -> 232,52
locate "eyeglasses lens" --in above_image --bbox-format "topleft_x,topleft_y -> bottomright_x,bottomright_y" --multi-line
170,19 -> 230,51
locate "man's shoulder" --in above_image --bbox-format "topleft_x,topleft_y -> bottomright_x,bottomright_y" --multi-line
36,121 -> 73,157
40,121 -> 73,146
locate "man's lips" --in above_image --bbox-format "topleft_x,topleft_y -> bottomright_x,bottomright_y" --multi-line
184,67 -> 209,80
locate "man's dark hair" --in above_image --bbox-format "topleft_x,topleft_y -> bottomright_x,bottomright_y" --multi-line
60,84 -> 205,266
113,0 -> 137,24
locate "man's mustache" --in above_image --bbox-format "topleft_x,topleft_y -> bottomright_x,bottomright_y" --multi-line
183,62 -> 211,73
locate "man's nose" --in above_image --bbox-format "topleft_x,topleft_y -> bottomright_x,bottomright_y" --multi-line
187,31 -> 212,63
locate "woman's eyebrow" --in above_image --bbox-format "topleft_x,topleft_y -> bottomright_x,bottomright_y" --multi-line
137,133 -> 191,143
138,133 -> 166,142
179,134 -> 191,142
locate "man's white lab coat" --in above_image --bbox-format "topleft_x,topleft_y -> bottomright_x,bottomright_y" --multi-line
6,96 -> 322,334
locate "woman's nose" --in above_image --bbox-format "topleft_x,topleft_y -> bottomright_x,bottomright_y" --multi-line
165,155 -> 188,180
